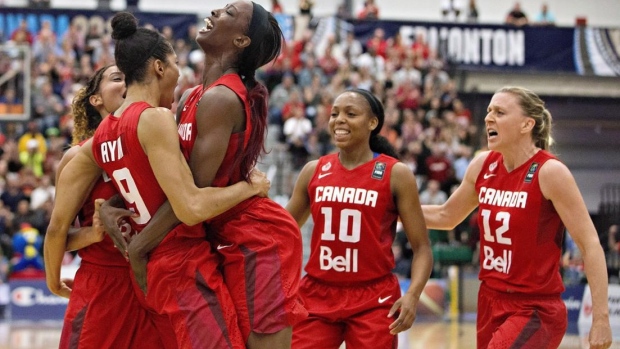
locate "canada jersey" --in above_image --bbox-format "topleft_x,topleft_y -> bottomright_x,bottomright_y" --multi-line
77,173 -> 127,266
92,102 -> 201,240
178,74 -> 251,187
476,150 -> 565,295
305,153 -> 399,284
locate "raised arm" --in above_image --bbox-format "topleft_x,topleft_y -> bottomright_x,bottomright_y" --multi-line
44,140 -> 101,297
137,107 -> 266,226
285,160 -> 317,227
539,160 -> 612,349
388,162 -> 433,335
421,151 -> 487,230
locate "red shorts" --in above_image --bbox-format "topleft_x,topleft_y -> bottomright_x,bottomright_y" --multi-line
291,274 -> 400,349
207,197 -> 307,340
477,283 -> 567,349
60,262 -> 166,349
145,237 -> 244,349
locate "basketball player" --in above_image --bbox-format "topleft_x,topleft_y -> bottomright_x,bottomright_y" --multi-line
422,86 -> 612,349
50,65 -> 170,349
116,3 -> 307,348
46,12 -> 270,349
286,89 -> 433,348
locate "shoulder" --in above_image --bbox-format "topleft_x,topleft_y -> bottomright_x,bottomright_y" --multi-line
539,158 -> 572,185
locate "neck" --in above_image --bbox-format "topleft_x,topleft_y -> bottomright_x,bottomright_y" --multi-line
115,83 -> 160,115
338,146 -> 374,170
500,141 -> 539,172
202,54 -> 239,87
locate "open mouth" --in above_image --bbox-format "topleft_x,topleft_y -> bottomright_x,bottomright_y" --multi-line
200,18 -> 214,33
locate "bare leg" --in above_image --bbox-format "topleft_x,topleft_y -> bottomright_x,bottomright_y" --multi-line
247,327 -> 292,349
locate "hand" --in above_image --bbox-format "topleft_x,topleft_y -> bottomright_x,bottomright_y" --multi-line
388,292 -> 418,335
127,246 -> 148,295
91,199 -> 107,243
588,318 -> 612,349
249,168 -> 271,197
49,279 -> 73,299
99,196 -> 135,259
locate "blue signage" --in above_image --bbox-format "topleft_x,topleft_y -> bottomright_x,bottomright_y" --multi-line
9,279 -> 68,321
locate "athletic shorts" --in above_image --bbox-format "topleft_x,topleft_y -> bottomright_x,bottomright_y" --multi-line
477,282 -> 567,349
145,237 -> 244,349
207,197 -> 307,340
291,274 -> 401,349
59,262 -> 166,349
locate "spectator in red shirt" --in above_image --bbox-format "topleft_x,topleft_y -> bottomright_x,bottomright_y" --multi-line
358,0 -> 380,19
10,20 -> 34,45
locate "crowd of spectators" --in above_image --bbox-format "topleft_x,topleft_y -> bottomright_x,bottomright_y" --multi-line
0,5 -> 490,278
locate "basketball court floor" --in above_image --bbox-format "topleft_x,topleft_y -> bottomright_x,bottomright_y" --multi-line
0,319 -> 616,349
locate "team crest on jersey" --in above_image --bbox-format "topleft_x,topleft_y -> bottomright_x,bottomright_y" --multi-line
321,162 -> 332,172
524,162 -> 539,183
489,161 -> 498,172
371,162 -> 386,180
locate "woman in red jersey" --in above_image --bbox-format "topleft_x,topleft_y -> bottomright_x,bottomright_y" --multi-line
54,65 -> 167,349
120,2 -> 307,348
422,86 -> 612,349
285,89 -> 433,349
45,12 -> 271,349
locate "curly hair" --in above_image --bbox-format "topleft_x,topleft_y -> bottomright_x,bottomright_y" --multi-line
71,65 -> 113,145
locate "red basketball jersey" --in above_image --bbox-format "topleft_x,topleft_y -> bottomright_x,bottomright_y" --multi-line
178,74 -> 251,187
475,150 -> 565,295
305,153 -> 399,284
92,102 -> 202,240
77,173 -> 126,266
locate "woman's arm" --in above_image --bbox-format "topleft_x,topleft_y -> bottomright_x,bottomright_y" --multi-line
285,160 -> 317,226
539,160 -> 612,349
137,107 -> 268,226
388,162 -> 433,335
421,151 -> 486,230
44,140 -> 101,297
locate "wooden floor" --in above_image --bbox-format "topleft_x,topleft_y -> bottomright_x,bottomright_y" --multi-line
1,320 -> 617,349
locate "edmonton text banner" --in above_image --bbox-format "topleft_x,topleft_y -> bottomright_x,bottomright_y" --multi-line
351,19 -> 619,76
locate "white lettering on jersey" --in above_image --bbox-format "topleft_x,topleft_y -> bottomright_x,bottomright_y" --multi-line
315,186 -> 378,207
100,136 -> 124,163
178,123 -> 192,141
479,187 -> 527,208
482,246 -> 512,274
319,246 -> 358,273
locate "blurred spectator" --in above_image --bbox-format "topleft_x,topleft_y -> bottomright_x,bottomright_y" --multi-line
271,0 -> 284,13
9,20 -> 33,46
452,144 -> 472,182
339,32 -> 363,64
29,174 -> 54,211
0,88 -> 24,114
466,0 -> 479,23
358,0 -> 380,19
12,199 -> 46,237
419,179 -> 448,205
269,73 -> 301,126
17,121 -> 47,156
283,105 -> 312,193
19,139 -> 44,178
534,3 -> 556,26
365,28 -> 388,59
608,224 -> 619,253
411,32 -> 431,61
355,46 -> 385,83
425,143 -> 453,192
299,0 -> 313,16
441,0 -> 463,22
505,2 -> 529,26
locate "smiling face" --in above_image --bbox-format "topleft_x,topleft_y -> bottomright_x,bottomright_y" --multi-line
329,91 -> 378,150
93,65 -> 126,116
196,0 -> 253,53
485,92 -> 534,151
